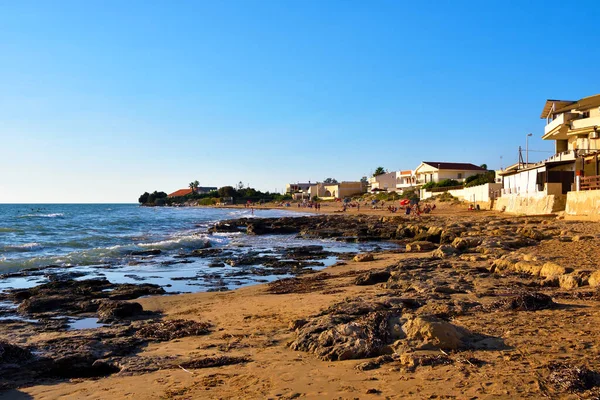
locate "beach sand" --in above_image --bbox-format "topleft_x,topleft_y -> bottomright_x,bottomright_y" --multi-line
10,204 -> 600,399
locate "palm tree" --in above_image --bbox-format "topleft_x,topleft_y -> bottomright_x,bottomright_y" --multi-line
189,182 -> 195,194
193,180 -> 200,193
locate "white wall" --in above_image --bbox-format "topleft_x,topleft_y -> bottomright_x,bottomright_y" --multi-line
502,167 -> 545,195
420,183 -> 502,202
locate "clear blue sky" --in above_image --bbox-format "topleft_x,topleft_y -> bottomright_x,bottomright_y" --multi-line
1,0 -> 599,203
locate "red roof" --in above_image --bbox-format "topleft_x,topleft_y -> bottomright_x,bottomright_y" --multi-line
168,188 -> 193,197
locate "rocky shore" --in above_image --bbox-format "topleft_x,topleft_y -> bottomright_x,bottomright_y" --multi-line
4,210 -> 600,398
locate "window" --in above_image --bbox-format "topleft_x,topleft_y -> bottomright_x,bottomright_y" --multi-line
457,173 -> 462,179
582,111 -> 590,118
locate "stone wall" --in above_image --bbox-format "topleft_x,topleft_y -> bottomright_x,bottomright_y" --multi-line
565,190 -> 600,219
494,193 -> 565,215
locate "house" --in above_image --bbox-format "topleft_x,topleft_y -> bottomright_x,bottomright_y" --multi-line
541,94 -> 600,180
396,170 -> 416,192
168,187 -> 217,198
414,162 -> 486,185
492,96 -> 600,214
196,186 -> 217,194
168,188 -> 194,198
286,183 -> 318,194
368,172 -> 397,192
322,181 -> 365,199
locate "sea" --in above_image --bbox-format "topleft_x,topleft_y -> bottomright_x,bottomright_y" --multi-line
0,204 -> 392,294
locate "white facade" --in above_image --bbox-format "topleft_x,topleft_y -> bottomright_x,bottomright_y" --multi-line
368,172 -> 397,192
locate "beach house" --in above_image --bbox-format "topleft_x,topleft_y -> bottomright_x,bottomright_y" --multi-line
368,172 -> 397,192
414,162 -> 486,185
396,170 -> 416,192
494,94 -> 600,214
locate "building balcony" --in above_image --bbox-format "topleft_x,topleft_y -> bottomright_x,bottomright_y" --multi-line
544,113 -> 576,137
570,116 -> 600,132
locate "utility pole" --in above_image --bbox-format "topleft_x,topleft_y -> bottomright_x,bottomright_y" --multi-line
518,146 -> 524,169
526,133 -> 533,165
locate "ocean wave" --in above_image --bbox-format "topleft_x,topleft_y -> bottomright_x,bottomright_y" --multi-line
1,243 -> 43,253
19,213 -> 65,219
136,234 -> 213,251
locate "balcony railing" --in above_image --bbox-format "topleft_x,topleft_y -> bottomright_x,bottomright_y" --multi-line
581,175 -> 600,191
571,116 -> 600,131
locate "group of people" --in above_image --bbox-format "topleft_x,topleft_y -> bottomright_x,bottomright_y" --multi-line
403,203 -> 436,217
297,201 -> 321,211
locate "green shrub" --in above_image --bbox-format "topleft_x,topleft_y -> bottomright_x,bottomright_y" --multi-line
198,198 -> 217,206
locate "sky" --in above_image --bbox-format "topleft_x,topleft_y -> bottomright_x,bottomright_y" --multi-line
1,0 -> 600,203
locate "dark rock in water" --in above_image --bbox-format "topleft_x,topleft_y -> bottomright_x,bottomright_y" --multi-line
46,271 -> 87,281
355,270 -> 391,286
97,300 -> 144,323
188,248 -> 223,257
107,284 -> 165,301
135,319 -> 211,341
7,279 -> 164,317
130,249 -> 161,256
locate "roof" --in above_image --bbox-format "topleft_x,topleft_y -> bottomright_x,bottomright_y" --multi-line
540,99 -> 575,119
399,170 -> 413,175
553,94 -> 600,114
168,188 -> 193,197
421,162 -> 486,171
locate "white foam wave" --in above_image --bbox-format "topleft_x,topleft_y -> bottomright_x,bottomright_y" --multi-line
136,234 -> 211,250
19,213 -> 64,219
1,243 -> 43,252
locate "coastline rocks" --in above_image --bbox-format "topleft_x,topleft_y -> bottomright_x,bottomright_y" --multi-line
97,301 -> 144,323
8,279 -> 164,317
588,271 -> 600,287
540,262 -> 572,278
130,249 -> 162,256
399,316 -> 469,351
353,253 -> 375,263
405,241 -> 436,252
487,292 -> 554,312
355,271 -> 391,286
289,298 -> 403,361
432,245 -> 457,259
289,311 -> 397,361
135,319 -> 211,341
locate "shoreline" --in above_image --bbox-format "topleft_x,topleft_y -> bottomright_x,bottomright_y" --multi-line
6,209 -> 600,398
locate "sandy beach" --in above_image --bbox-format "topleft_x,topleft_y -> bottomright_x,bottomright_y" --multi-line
4,203 -> 600,399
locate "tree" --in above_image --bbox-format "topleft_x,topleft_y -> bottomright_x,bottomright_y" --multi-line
373,167 -> 386,177
237,181 -> 244,190
218,186 -> 236,198
360,176 -> 368,184
193,180 -> 200,191
138,192 -> 150,204
323,178 -> 338,184
480,163 -> 488,170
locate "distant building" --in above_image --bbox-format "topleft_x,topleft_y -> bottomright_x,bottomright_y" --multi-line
168,187 -> 217,198
196,186 -> 217,194
286,181 -> 366,200
168,189 -> 194,197
414,162 -> 486,185
368,172 -> 396,192
396,170 -> 416,192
